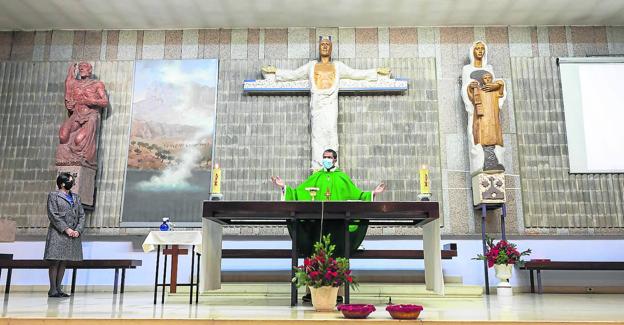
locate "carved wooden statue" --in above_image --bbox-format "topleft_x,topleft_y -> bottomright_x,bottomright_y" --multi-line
461,41 -> 506,174
55,62 -> 109,206
56,62 -> 108,167
461,41 -> 507,205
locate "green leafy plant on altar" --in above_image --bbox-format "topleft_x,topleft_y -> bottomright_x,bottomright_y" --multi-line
473,236 -> 532,268
292,234 -> 357,289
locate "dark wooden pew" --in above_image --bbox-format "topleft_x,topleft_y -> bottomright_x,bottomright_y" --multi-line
0,258 -> 142,295
222,243 -> 458,259
520,260 -> 624,293
0,254 -> 13,285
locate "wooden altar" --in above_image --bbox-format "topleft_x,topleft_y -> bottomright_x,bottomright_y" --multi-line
201,201 -> 444,306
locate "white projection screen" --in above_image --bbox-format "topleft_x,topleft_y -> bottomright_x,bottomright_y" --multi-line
559,57 -> 624,173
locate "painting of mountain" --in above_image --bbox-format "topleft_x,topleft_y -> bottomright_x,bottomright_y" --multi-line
122,59 -> 218,225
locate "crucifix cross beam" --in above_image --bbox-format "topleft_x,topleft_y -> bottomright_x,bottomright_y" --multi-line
243,69 -> 407,169
243,43 -> 407,169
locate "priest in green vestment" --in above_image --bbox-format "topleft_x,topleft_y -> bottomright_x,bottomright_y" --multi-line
271,149 -> 386,257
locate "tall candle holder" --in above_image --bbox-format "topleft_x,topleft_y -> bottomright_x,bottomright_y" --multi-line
210,163 -> 223,201
417,192 -> 432,202
418,164 -> 432,201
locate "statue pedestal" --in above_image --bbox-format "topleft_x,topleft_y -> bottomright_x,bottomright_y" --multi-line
0,218 -> 16,242
472,172 -> 505,206
56,165 -> 97,206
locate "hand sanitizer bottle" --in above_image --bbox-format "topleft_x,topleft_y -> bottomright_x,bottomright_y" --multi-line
160,217 -> 170,231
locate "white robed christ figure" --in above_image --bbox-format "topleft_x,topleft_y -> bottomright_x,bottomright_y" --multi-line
262,37 -> 391,169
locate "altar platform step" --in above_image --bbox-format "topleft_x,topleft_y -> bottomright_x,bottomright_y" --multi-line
221,269 -> 463,284
196,282 -> 483,298
1,292 -> 623,324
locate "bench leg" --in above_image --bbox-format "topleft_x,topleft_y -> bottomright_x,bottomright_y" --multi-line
4,269 -> 11,295
113,268 -> 119,294
121,268 -> 126,294
536,270 -> 543,294
71,268 -> 77,294
529,270 -> 535,293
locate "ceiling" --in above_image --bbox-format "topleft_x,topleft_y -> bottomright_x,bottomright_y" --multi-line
1,0 -> 623,30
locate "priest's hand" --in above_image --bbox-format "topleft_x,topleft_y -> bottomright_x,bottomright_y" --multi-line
372,182 -> 386,196
271,176 -> 285,189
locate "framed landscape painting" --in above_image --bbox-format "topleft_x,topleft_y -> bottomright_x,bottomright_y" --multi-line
121,59 -> 218,226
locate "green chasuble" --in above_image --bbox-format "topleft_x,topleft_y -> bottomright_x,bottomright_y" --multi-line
285,168 -> 371,257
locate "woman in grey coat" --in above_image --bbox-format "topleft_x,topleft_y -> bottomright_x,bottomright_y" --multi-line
44,172 -> 85,297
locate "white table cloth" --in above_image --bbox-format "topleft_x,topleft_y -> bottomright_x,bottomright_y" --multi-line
142,230 -> 202,254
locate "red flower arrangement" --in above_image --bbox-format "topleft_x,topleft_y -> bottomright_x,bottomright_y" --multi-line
474,237 -> 531,268
292,234 -> 357,289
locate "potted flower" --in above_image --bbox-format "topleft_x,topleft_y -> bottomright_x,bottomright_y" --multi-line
292,234 -> 356,311
474,237 -> 531,294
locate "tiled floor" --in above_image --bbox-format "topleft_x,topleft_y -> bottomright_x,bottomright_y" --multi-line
1,289 -> 624,323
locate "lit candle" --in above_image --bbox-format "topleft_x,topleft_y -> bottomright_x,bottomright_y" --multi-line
419,165 -> 430,194
212,163 -> 221,194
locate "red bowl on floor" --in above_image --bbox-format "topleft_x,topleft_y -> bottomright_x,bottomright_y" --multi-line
337,304 -> 376,319
386,304 -> 423,320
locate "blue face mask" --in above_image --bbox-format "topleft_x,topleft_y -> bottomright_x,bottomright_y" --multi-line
322,158 -> 334,170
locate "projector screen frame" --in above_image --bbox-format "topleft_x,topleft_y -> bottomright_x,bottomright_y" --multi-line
557,56 -> 624,174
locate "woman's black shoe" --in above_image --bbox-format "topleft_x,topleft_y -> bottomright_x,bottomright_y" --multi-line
302,293 -> 312,303
48,292 -> 62,298
58,291 -> 71,297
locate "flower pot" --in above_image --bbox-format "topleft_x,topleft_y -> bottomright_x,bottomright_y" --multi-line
337,304 -> 376,319
386,304 -> 423,320
494,263 -> 513,296
493,264 -> 513,284
309,286 -> 339,311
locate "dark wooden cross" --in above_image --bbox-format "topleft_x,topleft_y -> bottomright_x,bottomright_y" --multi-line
162,245 -> 188,293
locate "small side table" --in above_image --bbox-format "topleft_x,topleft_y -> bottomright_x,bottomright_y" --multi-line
142,231 -> 202,304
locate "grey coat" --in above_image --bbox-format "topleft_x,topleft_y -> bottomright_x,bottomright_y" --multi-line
44,191 -> 85,261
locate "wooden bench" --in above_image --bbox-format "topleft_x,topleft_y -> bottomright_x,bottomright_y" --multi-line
520,260 -> 624,294
0,254 -> 12,284
222,243 -> 458,260
0,258 -> 142,295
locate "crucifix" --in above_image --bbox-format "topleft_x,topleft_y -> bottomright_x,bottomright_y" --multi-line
244,36 -> 407,169
162,245 -> 188,293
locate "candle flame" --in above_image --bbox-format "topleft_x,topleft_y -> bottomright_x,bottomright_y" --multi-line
421,164 -> 428,169
214,163 -> 220,169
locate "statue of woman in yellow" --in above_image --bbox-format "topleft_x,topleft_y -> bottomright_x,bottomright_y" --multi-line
461,41 -> 506,173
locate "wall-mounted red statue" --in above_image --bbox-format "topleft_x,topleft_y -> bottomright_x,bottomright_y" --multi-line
56,62 -> 109,166
55,62 -> 109,206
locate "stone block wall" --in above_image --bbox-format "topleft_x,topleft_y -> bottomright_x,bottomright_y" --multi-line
0,26 -> 623,236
